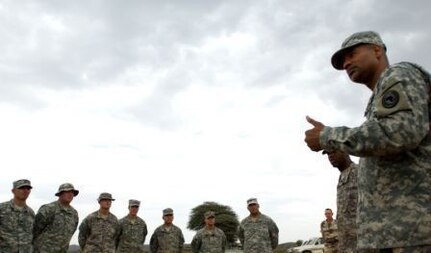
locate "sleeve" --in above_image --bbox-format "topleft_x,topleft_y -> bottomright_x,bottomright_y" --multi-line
320,221 -> 325,238
33,205 -> 50,241
178,228 -> 185,250
78,216 -> 90,249
73,210 -> 79,232
115,219 -> 123,249
149,229 -> 158,253
222,230 -> 227,252
142,221 -> 148,244
321,67 -> 429,157
268,218 -> 279,249
237,222 -> 244,246
113,218 -> 121,244
190,232 -> 201,253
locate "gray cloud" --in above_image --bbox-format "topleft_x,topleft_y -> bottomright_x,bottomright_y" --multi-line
1,0 -> 431,245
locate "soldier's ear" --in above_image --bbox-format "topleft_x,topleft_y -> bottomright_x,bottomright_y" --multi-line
372,44 -> 385,59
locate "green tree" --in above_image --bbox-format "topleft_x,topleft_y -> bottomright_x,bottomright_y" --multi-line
187,201 -> 239,245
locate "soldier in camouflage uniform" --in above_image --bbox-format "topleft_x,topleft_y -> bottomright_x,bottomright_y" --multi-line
116,199 -> 148,253
237,198 -> 279,253
326,151 -> 378,253
305,31 -> 431,252
320,208 -> 338,253
150,208 -> 185,253
78,192 -> 119,253
191,211 -> 227,253
0,179 -> 35,253
326,151 -> 355,253
33,183 -> 80,253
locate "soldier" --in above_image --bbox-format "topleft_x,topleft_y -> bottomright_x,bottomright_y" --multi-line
33,183 -> 80,253
116,199 -> 148,253
305,31 -> 431,252
320,208 -> 338,253
326,151 -> 379,253
0,179 -> 35,253
191,211 -> 227,253
326,151 -> 357,253
150,208 -> 185,253
78,192 -> 119,253
237,198 -> 279,253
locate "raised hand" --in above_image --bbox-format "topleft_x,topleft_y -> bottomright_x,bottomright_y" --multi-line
304,115 -> 325,151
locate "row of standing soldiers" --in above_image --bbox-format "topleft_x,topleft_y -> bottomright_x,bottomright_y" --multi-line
0,179 -> 151,253
0,179 -> 279,253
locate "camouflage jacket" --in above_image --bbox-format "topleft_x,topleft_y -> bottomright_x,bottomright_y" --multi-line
116,215 -> 148,253
336,163 -> 358,253
238,213 -> 279,253
0,199 -> 35,253
321,62 -> 431,248
149,224 -> 184,253
78,211 -> 119,253
191,226 -> 227,253
33,200 -> 79,253
320,219 -> 338,248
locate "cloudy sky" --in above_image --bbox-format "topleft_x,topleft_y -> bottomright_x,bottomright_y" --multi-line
1,0 -> 430,245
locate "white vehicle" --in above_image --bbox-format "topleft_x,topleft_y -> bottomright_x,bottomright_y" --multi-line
287,237 -> 324,253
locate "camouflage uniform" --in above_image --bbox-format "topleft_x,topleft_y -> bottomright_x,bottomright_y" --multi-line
321,219 -> 338,253
336,163 -> 358,253
0,199 -> 35,253
150,224 -> 185,253
116,215 -> 148,253
78,211 -> 119,253
191,226 -> 227,253
336,164 -> 379,253
33,200 -> 79,253
322,31 -> 431,251
238,213 -> 279,253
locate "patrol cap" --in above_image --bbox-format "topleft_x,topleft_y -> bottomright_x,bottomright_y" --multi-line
97,192 -> 115,202
163,208 -> 174,216
55,183 -> 79,196
247,198 -> 259,206
331,31 -> 386,70
13,179 -> 32,189
129,199 -> 140,207
204,211 -> 215,219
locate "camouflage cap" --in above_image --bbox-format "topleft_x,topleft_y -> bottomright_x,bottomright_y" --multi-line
97,192 -> 115,202
331,31 -> 386,70
204,211 -> 215,219
13,179 -> 32,189
247,197 -> 259,206
55,183 -> 79,196
163,208 -> 174,216
129,199 -> 140,207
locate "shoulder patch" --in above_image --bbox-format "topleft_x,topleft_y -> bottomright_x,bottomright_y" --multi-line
376,83 -> 412,118
382,90 -> 399,108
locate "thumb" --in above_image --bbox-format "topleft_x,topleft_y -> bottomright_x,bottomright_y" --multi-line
306,115 -> 323,127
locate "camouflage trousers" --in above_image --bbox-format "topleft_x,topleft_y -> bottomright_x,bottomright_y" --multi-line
379,245 -> 431,253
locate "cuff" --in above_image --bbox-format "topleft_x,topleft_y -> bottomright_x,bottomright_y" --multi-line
320,126 -> 336,152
